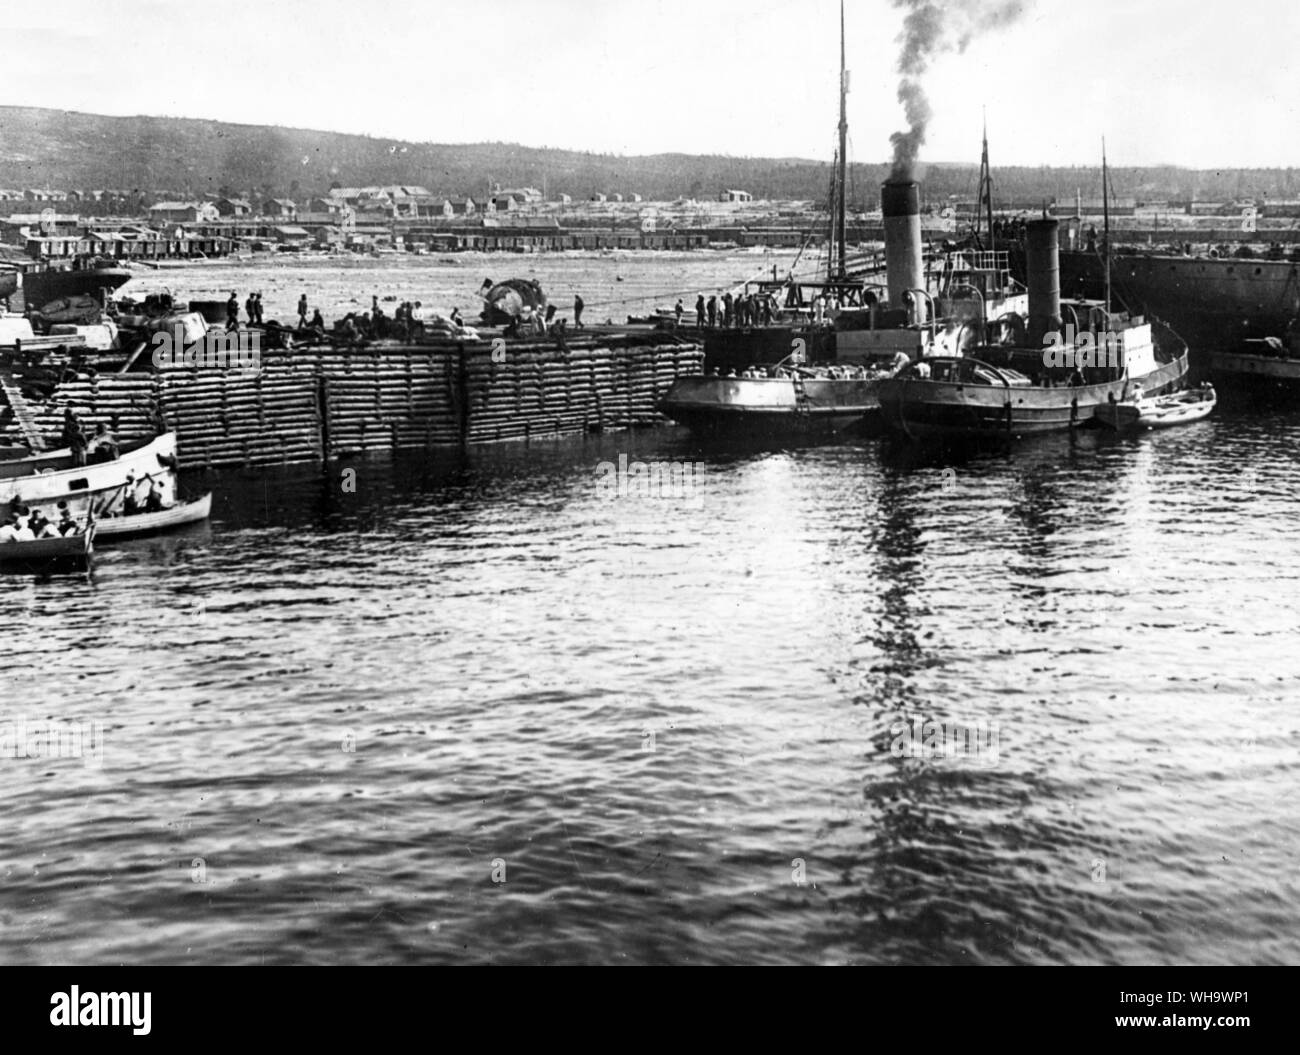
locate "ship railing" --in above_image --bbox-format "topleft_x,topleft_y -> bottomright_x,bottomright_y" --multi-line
944,249 -> 1011,273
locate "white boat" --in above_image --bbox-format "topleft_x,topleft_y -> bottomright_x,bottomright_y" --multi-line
0,444 -> 76,480
1095,385 -> 1216,430
94,492 -> 211,539
0,433 -> 178,510
0,523 -> 94,568
0,431 -> 168,481
0,471 -> 177,529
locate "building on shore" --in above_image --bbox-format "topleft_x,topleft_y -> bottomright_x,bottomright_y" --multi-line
263,198 -> 298,219
272,224 -> 312,247
1,213 -> 82,243
498,187 -> 543,204
216,197 -> 252,218
149,201 -> 220,224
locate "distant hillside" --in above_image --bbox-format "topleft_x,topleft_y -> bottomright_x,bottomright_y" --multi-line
2,106 -> 1299,208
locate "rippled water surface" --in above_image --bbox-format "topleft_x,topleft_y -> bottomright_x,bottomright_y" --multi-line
2,258 -> 1299,965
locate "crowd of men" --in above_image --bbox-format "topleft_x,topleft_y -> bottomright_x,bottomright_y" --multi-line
213,284 -> 801,349
330,296 -> 456,346
0,501 -> 79,542
680,290 -> 780,331
215,291 -> 482,349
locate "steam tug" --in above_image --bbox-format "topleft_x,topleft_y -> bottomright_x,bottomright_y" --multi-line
657,180 -> 1030,436
656,7 -> 1028,436
876,216 -> 1190,439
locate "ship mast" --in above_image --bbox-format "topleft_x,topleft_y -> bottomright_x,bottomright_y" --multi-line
834,0 -> 848,280
1102,138 -> 1111,316
826,158 -> 839,277
978,111 -> 994,252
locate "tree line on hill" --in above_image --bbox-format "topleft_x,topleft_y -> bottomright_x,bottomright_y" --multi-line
2,106 -> 1298,210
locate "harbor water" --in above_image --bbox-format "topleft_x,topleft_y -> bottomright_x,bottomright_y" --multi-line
2,256 -> 1298,965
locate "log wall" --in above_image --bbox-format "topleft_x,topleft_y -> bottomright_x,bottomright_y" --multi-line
22,336 -> 702,468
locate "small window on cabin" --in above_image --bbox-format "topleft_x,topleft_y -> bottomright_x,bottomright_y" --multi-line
69,479 -> 89,491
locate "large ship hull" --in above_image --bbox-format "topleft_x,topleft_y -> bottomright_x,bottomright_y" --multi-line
1206,348 -> 1300,389
1012,247 -> 1300,349
11,265 -> 133,312
658,375 -> 880,435
877,352 -> 1189,439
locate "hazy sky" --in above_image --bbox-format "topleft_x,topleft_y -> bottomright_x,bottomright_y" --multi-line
5,0 -> 1297,168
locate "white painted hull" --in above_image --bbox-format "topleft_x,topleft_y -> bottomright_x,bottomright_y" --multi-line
95,493 -> 212,538
0,433 -> 178,510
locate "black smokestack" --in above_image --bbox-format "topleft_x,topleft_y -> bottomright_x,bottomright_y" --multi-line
882,180 -> 923,311
888,0 -> 1032,181
1025,218 -> 1062,348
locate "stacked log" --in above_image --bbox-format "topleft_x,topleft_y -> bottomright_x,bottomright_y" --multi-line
154,360 -> 323,467
460,339 -> 701,444
316,347 -> 462,458
25,335 -> 704,469
29,374 -> 162,447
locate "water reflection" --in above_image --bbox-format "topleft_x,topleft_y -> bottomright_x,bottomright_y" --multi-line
4,401 -> 1300,964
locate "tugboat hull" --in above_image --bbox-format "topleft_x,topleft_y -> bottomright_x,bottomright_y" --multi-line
659,375 -> 879,435
877,353 -> 1189,439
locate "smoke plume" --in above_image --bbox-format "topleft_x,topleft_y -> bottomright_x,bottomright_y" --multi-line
889,0 -> 1030,181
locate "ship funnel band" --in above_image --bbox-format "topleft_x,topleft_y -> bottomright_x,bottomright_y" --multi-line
881,180 -> 920,219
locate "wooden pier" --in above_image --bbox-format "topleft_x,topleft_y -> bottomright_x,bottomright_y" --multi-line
22,332 -> 703,468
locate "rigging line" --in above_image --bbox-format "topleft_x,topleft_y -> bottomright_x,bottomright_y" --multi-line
845,130 -> 861,239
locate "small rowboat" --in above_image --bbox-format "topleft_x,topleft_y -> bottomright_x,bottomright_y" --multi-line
0,523 -> 94,570
1095,385 -> 1216,430
94,493 -> 212,539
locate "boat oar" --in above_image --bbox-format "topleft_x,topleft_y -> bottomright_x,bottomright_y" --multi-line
92,480 -> 130,519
